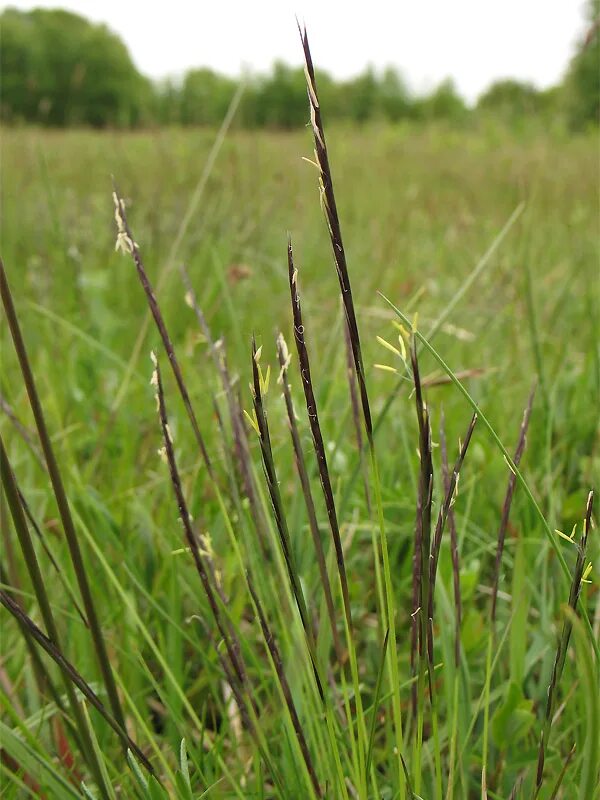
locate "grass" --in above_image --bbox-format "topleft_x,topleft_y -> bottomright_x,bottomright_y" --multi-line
1,35 -> 599,799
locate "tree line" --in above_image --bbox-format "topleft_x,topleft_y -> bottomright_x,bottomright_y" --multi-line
1,6 -> 598,130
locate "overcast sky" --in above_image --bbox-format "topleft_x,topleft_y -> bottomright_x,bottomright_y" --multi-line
3,1 -> 589,102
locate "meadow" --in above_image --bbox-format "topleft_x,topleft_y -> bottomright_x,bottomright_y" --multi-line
0,83 -> 598,800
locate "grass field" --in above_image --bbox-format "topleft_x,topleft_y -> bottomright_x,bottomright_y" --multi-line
1,112 -> 598,800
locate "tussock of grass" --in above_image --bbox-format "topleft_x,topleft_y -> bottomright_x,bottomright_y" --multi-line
1,26 -> 598,800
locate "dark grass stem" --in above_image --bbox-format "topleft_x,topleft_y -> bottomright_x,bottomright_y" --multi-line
249,338 -> 317,662
440,411 -> 463,668
276,333 -> 343,665
16,486 -> 88,628
152,353 -> 249,693
482,385 -> 535,784
342,317 -> 371,513
0,258 -> 126,735
426,410 -> 477,800
0,559 -> 74,748
490,382 -> 536,626
548,743 -> 576,800
299,26 -> 372,441
247,574 -> 323,799
287,241 -> 369,792
112,191 -> 214,480
180,265 -> 270,554
409,337 -> 434,792
0,437 -> 112,795
0,589 -> 154,775
534,490 -> 594,798
287,241 -> 352,635
301,30 -> 406,791
428,412 -> 477,637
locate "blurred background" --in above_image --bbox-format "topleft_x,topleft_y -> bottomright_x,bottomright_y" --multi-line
0,1 -> 597,129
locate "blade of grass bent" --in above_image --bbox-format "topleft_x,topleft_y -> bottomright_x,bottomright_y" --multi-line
0,590 -> 153,774
0,258 -> 126,734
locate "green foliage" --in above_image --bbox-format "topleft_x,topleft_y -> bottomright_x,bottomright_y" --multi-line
415,78 -> 469,122
477,79 -> 555,121
0,8 -> 151,126
5,6 -> 595,131
245,62 -> 308,127
180,69 -> 238,126
491,682 -> 536,750
563,0 -> 600,129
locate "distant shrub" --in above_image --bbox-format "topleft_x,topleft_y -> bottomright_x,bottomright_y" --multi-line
563,0 -> 599,129
0,8 -> 151,126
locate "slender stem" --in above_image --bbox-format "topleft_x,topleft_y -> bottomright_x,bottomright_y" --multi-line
0,258 -> 126,733
276,332 -> 343,665
0,437 -> 112,797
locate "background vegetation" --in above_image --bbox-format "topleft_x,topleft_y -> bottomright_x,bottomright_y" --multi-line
1,4 -> 598,129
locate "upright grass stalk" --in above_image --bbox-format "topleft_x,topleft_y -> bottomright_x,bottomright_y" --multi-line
151,348 -> 295,790
0,258 -> 126,735
490,383 -> 537,625
427,411 -> 477,800
548,743 -> 576,800
112,193 -> 214,479
181,265 -> 269,552
276,332 -> 343,664
249,337 -> 321,683
287,244 -> 352,635
428,412 -> 477,624
534,490 -> 594,798
342,317 -> 371,513
409,337 -> 434,794
151,352 -> 248,693
482,384 -> 536,786
299,26 -> 371,439
440,412 -> 465,799
299,30 -> 406,792
247,575 -> 323,799
287,241 -> 367,795
380,292 -> 599,663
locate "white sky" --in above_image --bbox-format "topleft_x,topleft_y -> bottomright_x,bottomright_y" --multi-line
3,1 -> 589,102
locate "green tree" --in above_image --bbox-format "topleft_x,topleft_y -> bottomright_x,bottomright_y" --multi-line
477,79 -> 545,120
340,67 -> 379,122
0,8 -> 150,126
378,67 -> 412,121
563,0 -> 599,129
416,79 -> 468,123
180,68 -> 238,125
154,79 -> 183,125
249,62 -> 307,128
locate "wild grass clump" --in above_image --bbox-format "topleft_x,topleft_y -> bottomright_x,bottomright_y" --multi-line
1,27 -> 598,800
